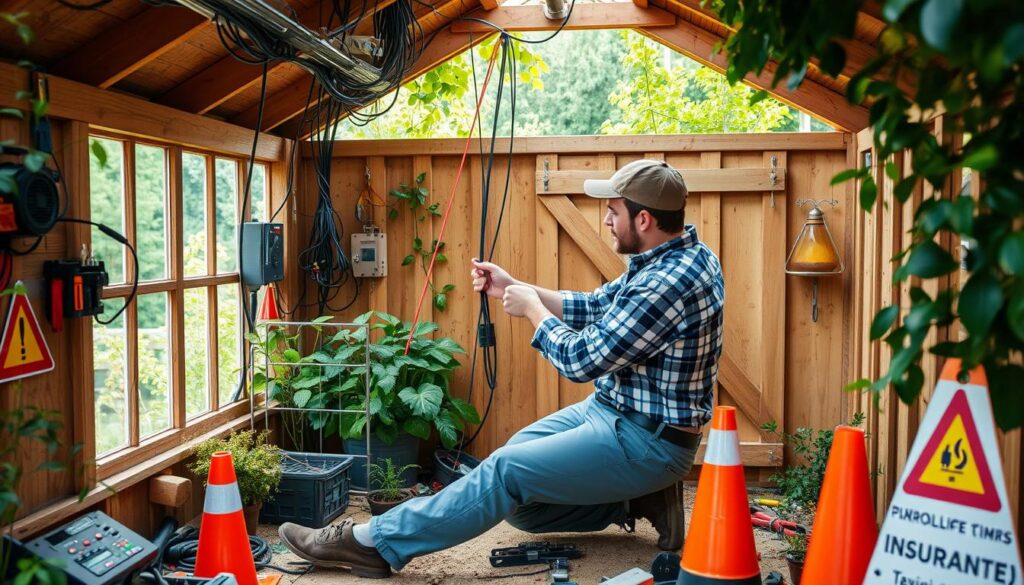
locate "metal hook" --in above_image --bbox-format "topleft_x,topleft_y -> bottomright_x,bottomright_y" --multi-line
543,159 -> 550,192
365,166 -> 371,186
769,155 -> 778,208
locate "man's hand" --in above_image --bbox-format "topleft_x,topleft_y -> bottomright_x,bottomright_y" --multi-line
471,259 -> 519,300
502,284 -> 543,318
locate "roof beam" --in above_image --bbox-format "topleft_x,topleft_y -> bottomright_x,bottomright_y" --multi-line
640,17 -> 869,131
51,5 -> 207,89
450,3 -> 675,33
157,0 -> 397,114
272,26 -> 493,139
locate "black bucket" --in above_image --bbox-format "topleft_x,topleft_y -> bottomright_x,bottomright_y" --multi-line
431,449 -> 481,488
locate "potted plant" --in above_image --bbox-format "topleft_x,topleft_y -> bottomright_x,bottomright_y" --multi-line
367,458 -> 418,515
326,311 -> 480,489
783,532 -> 807,585
190,430 -> 283,535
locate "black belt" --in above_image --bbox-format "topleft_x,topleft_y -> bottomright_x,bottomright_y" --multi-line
595,393 -> 701,450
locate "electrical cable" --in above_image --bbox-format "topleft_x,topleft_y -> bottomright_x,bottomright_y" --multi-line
457,0 -> 576,45
57,217 -> 138,325
55,0 -> 114,9
158,526 -> 311,576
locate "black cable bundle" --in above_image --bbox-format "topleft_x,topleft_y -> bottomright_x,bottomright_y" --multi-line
158,526 -> 310,576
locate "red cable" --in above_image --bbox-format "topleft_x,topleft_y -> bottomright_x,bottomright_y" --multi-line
403,42 -> 502,355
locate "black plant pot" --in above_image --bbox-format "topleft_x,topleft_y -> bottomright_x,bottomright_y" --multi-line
343,433 -> 419,490
786,553 -> 804,585
368,489 -> 415,515
431,449 -> 481,489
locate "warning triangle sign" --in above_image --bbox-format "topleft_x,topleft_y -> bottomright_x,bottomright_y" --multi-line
0,282 -> 55,384
903,389 -> 1001,511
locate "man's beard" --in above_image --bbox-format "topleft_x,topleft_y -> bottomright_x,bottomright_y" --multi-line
613,223 -> 641,254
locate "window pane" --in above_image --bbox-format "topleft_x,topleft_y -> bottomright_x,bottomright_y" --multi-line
183,153 -> 208,277
89,137 -> 125,284
138,293 -> 171,437
250,164 -> 266,222
93,298 -> 128,455
135,144 -> 168,281
217,284 -> 241,406
215,159 -> 238,273
185,288 -> 210,418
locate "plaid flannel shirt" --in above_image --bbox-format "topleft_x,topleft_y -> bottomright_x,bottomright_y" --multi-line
530,225 -> 724,428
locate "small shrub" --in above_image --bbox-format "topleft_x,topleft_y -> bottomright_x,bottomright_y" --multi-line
190,430 -> 283,506
368,458 -> 418,502
784,532 -> 808,562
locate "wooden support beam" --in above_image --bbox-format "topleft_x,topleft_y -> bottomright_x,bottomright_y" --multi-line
536,155 -> 560,419
639,21 -> 869,131
149,475 -> 192,508
539,195 -> 625,281
536,167 -> 785,195
0,62 -> 284,160
51,6 -> 207,89
451,3 -> 675,33
158,0 -> 398,114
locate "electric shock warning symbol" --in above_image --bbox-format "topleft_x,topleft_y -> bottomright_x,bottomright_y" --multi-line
904,389 -> 1001,511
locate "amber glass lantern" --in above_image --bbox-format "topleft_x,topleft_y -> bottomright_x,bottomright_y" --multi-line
785,201 -> 844,322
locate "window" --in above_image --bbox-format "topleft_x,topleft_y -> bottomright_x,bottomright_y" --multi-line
88,133 -> 268,469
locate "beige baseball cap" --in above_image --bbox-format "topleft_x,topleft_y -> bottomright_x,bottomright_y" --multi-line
583,159 -> 687,211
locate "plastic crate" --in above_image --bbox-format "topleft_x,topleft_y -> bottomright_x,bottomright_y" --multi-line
259,451 -> 354,528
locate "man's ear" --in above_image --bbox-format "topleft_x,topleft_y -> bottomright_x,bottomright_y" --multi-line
637,210 -> 654,232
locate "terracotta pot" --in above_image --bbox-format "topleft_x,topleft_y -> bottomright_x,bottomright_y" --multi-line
243,502 -> 262,535
786,553 -> 804,585
368,489 -> 414,516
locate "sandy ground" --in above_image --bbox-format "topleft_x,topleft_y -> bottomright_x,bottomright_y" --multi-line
254,485 -> 793,584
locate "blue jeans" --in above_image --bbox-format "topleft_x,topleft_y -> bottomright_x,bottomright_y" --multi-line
369,394 -> 699,570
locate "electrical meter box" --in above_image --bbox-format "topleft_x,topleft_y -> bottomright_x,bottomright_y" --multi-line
240,222 -> 284,288
351,229 -> 387,277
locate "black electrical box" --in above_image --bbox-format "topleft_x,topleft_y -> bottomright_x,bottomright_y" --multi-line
240,222 -> 284,289
44,259 -> 109,332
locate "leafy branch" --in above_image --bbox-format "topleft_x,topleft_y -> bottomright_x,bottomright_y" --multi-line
389,172 -> 455,311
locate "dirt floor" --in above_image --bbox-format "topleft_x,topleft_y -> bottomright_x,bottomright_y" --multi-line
255,484 -> 793,584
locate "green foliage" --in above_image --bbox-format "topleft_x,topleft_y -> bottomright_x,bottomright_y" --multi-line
368,458 -> 417,502
189,430 -> 283,506
761,412 -> 866,509
601,31 -> 795,135
716,0 -> 1024,428
389,172 -> 453,311
783,532 -> 808,561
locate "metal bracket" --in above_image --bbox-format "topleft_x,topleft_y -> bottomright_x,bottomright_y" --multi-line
543,159 -> 550,192
365,165 -> 371,186
769,155 -> 778,208
795,198 -> 839,209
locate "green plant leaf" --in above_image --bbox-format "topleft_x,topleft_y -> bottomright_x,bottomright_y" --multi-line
434,293 -> 447,311
402,254 -> 415,266
399,383 -> 443,419
830,168 -> 864,186
435,410 -> 459,449
962,144 -> 999,171
859,177 -> 877,211
0,107 -> 24,119
1008,292 -> 1024,342
870,306 -> 899,340
451,398 -> 481,425
90,139 -> 108,168
291,375 -> 323,390
999,233 -> 1024,275
292,389 -> 312,408
920,0 -> 961,51
906,241 -> 958,278
283,349 -> 301,363
402,417 -> 431,439
413,237 -> 422,251
959,273 -> 1002,336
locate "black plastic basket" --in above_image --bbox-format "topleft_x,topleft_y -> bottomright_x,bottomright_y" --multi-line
259,451 -> 354,528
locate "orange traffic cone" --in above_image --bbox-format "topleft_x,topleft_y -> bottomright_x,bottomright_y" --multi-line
678,406 -> 760,584
258,286 -> 280,321
194,452 -> 258,585
801,425 -> 877,584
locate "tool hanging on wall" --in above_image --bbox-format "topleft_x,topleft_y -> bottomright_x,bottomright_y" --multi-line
44,251 -> 109,333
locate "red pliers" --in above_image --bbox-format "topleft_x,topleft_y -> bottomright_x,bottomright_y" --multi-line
750,505 -> 808,538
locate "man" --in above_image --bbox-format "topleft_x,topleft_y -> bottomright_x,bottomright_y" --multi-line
278,159 -> 725,579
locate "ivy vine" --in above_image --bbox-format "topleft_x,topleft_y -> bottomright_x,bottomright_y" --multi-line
389,172 -> 455,311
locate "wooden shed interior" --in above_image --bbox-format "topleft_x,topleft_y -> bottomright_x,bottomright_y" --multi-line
0,0 -> 1020,578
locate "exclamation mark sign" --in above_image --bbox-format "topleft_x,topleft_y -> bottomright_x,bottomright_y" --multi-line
19,316 -> 25,361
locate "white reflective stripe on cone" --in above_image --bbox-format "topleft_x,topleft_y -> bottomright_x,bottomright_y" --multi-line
204,482 -> 243,514
703,429 -> 741,466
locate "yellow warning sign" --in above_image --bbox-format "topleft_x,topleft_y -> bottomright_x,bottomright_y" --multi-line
0,282 -> 55,383
917,414 -> 985,495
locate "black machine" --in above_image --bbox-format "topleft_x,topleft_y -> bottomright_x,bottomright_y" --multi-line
0,145 -> 61,241
240,221 -> 284,289
489,541 -> 583,568
22,511 -> 158,585
44,259 -> 109,331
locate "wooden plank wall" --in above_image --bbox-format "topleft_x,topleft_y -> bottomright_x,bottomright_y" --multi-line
294,134 -> 855,476
848,121 -> 1024,533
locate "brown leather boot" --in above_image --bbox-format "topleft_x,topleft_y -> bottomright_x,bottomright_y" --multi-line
628,482 -> 685,551
278,519 -> 392,579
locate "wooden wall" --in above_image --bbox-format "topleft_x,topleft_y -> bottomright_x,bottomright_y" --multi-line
848,122 -> 1024,531
294,133 -> 856,476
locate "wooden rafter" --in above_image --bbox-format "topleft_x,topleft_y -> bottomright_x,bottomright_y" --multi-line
157,0 -> 397,114
51,5 -> 207,89
450,3 -> 675,32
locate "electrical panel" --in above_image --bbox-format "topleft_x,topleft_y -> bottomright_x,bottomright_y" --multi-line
351,228 -> 387,277
240,222 -> 284,288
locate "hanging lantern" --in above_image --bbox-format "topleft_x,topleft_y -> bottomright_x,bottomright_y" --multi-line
785,200 -> 844,322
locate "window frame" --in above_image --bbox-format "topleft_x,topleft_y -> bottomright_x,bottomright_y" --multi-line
87,130 -> 268,479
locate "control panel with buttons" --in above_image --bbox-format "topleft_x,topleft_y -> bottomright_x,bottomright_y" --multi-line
26,511 -> 157,585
